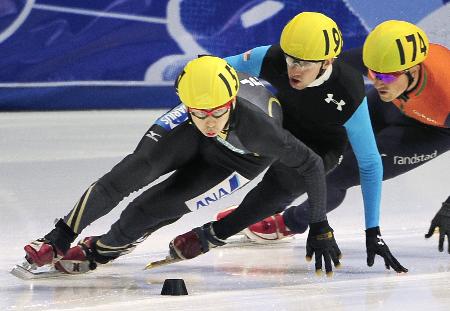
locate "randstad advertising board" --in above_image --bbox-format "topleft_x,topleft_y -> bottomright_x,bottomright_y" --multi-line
0,0 -> 448,110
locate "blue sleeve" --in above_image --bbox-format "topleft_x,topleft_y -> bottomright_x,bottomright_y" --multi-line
225,45 -> 271,77
343,98 -> 383,229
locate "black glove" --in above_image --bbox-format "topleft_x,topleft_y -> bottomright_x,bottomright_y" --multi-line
425,202 -> 450,253
365,226 -> 408,273
306,220 -> 341,276
169,222 -> 226,260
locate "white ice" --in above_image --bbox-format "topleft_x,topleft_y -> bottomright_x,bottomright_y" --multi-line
0,110 -> 449,311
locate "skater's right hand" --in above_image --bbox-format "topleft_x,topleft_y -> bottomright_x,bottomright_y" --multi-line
365,226 -> 408,273
169,222 -> 226,260
425,202 -> 450,253
306,220 -> 342,276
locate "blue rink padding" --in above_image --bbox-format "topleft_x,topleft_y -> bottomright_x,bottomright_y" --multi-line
0,86 -> 178,110
0,0 -> 445,110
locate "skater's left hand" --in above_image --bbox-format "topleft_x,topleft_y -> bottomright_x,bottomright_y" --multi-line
365,226 -> 408,273
424,202 -> 450,253
306,220 -> 342,276
169,222 -> 226,260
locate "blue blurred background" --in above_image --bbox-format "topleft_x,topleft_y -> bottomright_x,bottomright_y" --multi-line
0,0 -> 448,110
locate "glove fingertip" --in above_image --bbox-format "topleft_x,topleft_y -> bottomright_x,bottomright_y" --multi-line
305,256 -> 312,262
425,226 -> 439,238
326,271 -> 333,278
315,269 -> 322,276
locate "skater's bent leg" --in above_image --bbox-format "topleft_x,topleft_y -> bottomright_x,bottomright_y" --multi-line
96,177 -> 195,258
62,123 -> 202,235
97,161 -> 244,259
213,164 -> 306,240
284,151 -> 361,233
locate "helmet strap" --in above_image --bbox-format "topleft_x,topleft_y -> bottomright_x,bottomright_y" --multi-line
221,101 -> 236,134
405,71 -> 415,89
397,65 -> 421,102
315,61 -> 326,80
307,63 -> 333,88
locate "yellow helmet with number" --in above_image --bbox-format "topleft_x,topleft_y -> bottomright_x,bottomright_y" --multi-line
363,20 -> 429,73
175,56 -> 239,109
280,12 -> 343,61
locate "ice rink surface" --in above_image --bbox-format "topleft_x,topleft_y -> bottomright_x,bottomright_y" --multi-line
0,110 -> 449,311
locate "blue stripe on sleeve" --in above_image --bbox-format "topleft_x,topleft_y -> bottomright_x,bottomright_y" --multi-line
225,45 -> 271,77
344,98 -> 383,229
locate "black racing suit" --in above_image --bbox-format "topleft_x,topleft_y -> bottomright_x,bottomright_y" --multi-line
57,73 -> 326,258
214,45 -> 380,239
287,48 -> 450,231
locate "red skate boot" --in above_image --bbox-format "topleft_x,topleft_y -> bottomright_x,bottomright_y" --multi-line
215,205 -> 238,221
24,238 -> 64,267
23,219 -> 78,267
243,213 -> 294,243
215,206 -> 294,243
55,237 -> 100,274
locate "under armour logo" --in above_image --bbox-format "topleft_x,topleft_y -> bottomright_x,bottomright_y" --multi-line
377,235 -> 385,246
145,131 -> 162,142
72,263 -> 80,272
325,94 -> 346,111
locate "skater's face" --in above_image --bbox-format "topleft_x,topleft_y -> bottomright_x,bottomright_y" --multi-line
285,55 -> 332,90
189,99 -> 234,137
369,65 -> 420,102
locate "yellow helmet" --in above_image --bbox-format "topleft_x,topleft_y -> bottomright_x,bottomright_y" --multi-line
280,12 -> 343,61
175,56 -> 239,109
363,20 -> 429,73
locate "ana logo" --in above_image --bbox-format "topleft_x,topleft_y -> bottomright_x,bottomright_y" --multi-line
155,104 -> 188,130
185,173 -> 250,211
325,94 -> 346,111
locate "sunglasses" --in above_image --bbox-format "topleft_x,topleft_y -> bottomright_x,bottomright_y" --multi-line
368,69 -> 406,84
188,100 -> 233,119
284,54 -> 321,69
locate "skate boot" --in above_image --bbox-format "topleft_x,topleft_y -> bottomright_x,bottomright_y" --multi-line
55,237 -> 99,274
55,237 -> 115,274
216,206 -> 294,243
243,213 -> 294,243
24,238 -> 64,267
24,219 -> 77,267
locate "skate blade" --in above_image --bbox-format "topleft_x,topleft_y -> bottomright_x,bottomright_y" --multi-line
10,262 -> 64,280
144,256 -> 183,270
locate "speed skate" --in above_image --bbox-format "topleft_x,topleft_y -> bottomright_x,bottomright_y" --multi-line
144,255 -> 183,270
10,261 -> 65,280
